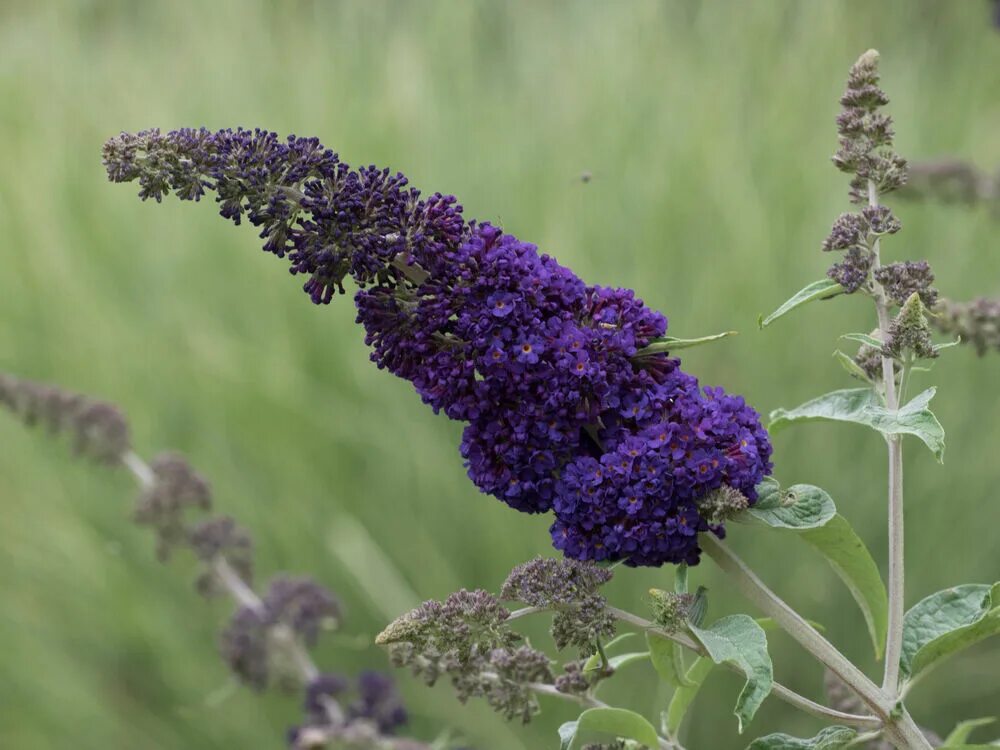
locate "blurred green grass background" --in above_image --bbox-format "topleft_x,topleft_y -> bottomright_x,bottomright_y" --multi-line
1,2 -> 999,748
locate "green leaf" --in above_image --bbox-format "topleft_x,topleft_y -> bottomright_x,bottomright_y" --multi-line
689,615 -> 773,732
665,656 -> 715,736
662,618 -> 807,737
607,651 -> 650,671
603,632 -> 638,651
582,632 -> 639,672
558,721 -> 578,750
800,515 -> 888,659
934,337 -> 962,353
647,632 -> 692,687
745,726 -> 857,750
758,278 -> 843,329
841,332 -> 884,349
739,481 -> 886,658
833,350 -> 874,383
558,707 -> 661,749
943,718 -> 997,747
768,387 -> 945,462
637,330 -> 738,355
744,482 -> 836,529
901,583 -> 1000,680
687,585 -> 709,627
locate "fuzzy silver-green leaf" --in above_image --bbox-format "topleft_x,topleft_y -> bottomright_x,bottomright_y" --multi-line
689,615 -> 772,732
901,583 -> 1000,680
769,387 -> 945,462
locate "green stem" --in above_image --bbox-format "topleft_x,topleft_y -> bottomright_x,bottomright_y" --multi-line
701,536 -> 932,749
605,606 -> 880,729
701,535 -> 887,712
867,178 -> 906,699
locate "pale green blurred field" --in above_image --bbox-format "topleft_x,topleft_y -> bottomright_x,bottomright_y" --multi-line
1,2 -> 999,749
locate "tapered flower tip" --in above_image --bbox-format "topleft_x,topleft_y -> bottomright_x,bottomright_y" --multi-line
856,49 -> 880,69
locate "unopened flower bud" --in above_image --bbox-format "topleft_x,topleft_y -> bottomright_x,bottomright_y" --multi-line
883,292 -> 937,360
550,595 -> 617,651
696,485 -> 749,526
648,589 -> 694,632
827,246 -> 874,293
554,661 -> 593,695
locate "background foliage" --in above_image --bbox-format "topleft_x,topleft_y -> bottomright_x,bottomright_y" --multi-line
1,2 -> 998,748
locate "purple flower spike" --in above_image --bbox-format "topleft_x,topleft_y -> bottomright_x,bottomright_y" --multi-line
104,128 -> 773,567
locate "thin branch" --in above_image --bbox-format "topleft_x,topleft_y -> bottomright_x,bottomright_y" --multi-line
699,535 -> 889,716
701,536 -> 933,749
606,606 -> 880,729
122,450 -> 345,726
506,605 -> 547,621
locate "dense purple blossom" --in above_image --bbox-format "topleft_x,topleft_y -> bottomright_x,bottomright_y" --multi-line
105,127 -> 773,567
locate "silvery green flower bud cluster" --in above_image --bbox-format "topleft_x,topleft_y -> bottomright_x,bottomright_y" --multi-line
822,50 -> 920,299
377,589 -> 552,723
882,294 -> 937,361
377,558 -> 625,724
647,589 -> 696,632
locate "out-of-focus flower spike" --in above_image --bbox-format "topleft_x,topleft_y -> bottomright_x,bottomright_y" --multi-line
0,373 -> 131,464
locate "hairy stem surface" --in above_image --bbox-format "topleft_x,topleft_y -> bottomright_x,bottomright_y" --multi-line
867,179 -> 906,698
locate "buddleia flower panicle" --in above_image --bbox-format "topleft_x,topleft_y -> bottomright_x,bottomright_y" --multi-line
931,296 -> 1000,355
0,373 -> 130,463
106,128 -> 774,568
376,589 -> 513,650
550,595 -> 617,652
376,589 -> 557,723
823,50 -> 911,297
833,50 -> 907,202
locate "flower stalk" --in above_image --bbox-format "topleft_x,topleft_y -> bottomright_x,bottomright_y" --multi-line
867,177 -> 906,698
606,604 -> 880,730
701,536 -> 933,749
